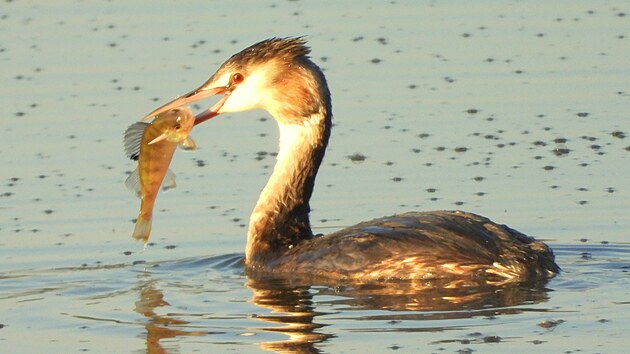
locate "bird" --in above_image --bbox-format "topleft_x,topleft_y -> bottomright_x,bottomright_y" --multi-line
142,37 -> 559,283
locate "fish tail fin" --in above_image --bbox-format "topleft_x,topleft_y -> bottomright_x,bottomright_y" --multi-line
132,216 -> 152,244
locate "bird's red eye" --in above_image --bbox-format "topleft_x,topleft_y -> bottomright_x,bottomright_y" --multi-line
231,73 -> 244,84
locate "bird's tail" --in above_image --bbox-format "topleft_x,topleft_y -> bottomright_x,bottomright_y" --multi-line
132,215 -> 152,244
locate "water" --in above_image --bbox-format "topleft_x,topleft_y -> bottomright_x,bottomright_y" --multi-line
1,1 -> 629,353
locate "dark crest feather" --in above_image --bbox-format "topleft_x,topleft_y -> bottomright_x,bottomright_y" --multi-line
223,37 -> 311,69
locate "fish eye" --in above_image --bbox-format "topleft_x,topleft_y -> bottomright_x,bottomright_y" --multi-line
231,73 -> 244,84
174,124 -> 181,130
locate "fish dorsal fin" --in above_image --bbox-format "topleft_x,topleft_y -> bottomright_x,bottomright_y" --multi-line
124,168 -> 142,198
125,168 -> 177,197
162,169 -> 177,191
124,122 -> 149,161
179,136 -> 197,151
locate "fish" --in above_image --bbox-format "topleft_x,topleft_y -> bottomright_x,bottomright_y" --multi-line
123,106 -> 197,243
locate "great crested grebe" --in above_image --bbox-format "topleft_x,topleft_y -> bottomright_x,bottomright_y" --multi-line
143,37 -> 559,282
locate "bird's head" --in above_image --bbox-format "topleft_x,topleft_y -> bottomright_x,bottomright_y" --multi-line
143,37 -> 329,126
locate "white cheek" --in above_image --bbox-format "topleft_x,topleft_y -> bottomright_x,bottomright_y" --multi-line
221,92 -> 257,112
220,72 -> 266,113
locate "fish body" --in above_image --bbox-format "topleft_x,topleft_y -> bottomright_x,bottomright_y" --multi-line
124,107 -> 196,243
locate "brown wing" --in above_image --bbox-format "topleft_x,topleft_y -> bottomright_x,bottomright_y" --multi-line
273,211 -> 557,282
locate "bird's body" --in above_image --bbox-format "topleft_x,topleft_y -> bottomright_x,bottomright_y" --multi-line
143,38 -> 559,282
253,211 -> 556,282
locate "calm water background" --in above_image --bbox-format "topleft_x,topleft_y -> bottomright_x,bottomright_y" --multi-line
1,1 -> 629,353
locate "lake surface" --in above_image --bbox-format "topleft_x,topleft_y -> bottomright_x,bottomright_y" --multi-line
1,1 -> 629,353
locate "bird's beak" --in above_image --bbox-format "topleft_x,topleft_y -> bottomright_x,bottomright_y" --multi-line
142,83 -> 230,125
148,133 -> 167,145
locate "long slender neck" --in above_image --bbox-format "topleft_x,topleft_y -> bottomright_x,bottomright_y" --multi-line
246,109 -> 331,267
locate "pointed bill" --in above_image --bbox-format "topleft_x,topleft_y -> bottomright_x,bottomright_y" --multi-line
142,85 -> 227,121
148,133 -> 167,145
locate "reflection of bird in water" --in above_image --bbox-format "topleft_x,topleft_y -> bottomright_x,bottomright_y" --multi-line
144,37 -> 559,282
246,278 -> 331,353
245,275 -> 552,352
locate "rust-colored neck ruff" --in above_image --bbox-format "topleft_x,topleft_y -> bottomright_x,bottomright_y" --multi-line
243,47 -> 332,268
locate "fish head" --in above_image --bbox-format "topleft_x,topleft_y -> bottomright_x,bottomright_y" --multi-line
148,107 -> 195,145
